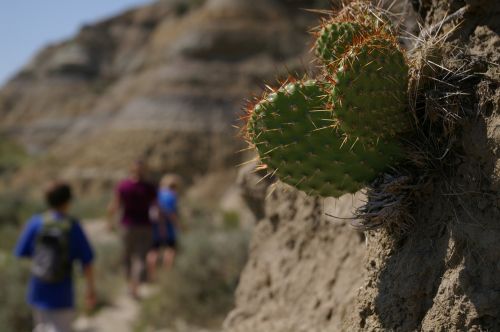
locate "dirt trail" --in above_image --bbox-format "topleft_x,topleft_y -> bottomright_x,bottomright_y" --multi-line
74,220 -> 144,332
74,221 -> 219,332
81,219 -> 116,244
74,291 -> 140,332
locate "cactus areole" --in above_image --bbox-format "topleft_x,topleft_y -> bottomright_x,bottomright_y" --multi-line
246,8 -> 410,198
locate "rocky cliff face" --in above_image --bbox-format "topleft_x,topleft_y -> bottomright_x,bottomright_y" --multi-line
224,180 -> 366,332
346,1 -> 500,329
226,0 -> 500,331
0,0 -> 324,195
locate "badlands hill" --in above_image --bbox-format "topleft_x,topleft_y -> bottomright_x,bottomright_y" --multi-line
0,0 -> 326,196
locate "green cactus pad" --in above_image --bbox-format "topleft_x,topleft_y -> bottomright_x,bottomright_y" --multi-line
329,37 -> 410,141
316,22 -> 367,65
247,80 -> 403,197
245,4 -> 410,198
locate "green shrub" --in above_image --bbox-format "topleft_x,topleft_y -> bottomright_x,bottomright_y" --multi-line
136,226 -> 249,331
0,253 -> 32,332
0,191 -> 43,227
0,224 -> 24,252
0,135 -> 28,175
222,210 -> 240,230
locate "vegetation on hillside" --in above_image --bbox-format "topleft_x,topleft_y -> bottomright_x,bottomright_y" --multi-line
136,212 -> 250,331
0,254 -> 31,331
0,135 -> 28,175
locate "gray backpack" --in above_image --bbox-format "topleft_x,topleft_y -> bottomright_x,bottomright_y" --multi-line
31,214 -> 73,283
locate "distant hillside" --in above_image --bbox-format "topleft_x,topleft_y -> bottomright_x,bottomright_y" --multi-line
0,0 -> 326,195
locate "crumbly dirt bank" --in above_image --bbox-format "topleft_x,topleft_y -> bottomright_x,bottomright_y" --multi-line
224,181 -> 366,332
345,0 -> 499,330
347,114 -> 499,330
227,0 -> 499,331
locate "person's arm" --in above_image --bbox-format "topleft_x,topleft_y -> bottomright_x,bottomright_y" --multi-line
158,196 -> 179,229
150,202 -> 167,239
83,264 -> 96,312
14,217 -> 39,258
73,222 -> 96,312
107,193 -> 120,231
169,195 -> 180,229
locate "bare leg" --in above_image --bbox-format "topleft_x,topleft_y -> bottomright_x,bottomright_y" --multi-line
162,248 -> 176,270
123,229 -> 138,298
147,249 -> 159,282
129,255 -> 141,299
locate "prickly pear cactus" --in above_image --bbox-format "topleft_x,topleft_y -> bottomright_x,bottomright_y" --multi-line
245,5 -> 410,198
330,36 -> 409,140
316,21 -> 366,64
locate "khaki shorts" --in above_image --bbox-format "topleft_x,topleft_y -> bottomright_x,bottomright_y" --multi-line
122,225 -> 152,282
33,308 -> 75,332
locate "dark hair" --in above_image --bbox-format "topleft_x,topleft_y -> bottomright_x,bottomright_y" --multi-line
45,182 -> 72,208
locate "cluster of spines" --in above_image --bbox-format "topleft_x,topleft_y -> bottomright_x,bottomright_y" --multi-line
315,21 -> 367,65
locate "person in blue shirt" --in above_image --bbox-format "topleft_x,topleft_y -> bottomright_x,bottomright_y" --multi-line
14,181 -> 96,332
147,174 -> 181,281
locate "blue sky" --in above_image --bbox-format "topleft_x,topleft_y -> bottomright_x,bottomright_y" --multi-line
0,0 -> 154,86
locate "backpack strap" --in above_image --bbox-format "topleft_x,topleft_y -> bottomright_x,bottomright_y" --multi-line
41,212 -> 74,232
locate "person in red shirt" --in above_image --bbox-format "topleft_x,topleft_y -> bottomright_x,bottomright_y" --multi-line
108,160 -> 156,299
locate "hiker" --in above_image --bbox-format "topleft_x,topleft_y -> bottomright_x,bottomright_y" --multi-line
108,160 -> 156,298
147,174 -> 181,281
14,181 -> 96,332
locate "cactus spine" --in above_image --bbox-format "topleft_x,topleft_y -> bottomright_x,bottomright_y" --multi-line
245,5 -> 410,198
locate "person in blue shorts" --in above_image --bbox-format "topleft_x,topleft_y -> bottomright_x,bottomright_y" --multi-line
147,174 -> 181,281
14,181 -> 96,332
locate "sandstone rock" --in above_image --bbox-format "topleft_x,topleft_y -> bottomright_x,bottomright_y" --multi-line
45,43 -> 97,77
224,180 -> 366,332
